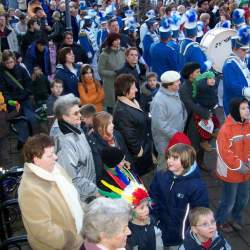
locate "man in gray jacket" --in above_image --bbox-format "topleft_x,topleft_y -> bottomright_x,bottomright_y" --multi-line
151,71 -> 187,169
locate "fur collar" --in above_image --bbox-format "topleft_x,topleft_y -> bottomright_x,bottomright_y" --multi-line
117,96 -> 142,111
58,120 -> 81,135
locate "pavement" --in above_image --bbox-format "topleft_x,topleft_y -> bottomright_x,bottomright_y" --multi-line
4,108 -> 250,250
203,151 -> 250,250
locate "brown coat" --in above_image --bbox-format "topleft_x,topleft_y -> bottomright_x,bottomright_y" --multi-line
18,164 -> 83,250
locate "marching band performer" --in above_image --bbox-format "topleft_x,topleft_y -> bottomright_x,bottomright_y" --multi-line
179,9 -> 212,73
223,25 -> 250,115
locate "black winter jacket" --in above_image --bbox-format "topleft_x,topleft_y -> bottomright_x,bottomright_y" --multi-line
116,62 -> 147,101
0,64 -> 32,104
113,99 -> 153,176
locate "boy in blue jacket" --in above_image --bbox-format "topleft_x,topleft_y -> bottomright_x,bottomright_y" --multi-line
150,143 -> 209,249
179,207 -> 231,250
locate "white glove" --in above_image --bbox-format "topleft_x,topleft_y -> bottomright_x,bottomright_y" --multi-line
212,6 -> 219,14
243,87 -> 250,100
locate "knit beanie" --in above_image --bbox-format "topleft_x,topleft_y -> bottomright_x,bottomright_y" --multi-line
165,132 -> 191,154
100,147 -> 125,167
229,97 -> 248,122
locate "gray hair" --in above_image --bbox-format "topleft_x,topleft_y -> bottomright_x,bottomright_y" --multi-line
53,94 -> 80,119
82,197 -> 131,243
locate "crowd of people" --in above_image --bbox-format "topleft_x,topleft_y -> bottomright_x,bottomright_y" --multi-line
0,0 -> 250,249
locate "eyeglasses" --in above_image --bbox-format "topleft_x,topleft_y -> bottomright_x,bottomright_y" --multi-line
195,220 -> 216,229
69,110 -> 80,116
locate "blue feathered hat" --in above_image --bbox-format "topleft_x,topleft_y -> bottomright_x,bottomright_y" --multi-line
105,2 -> 117,16
232,9 -> 245,26
100,16 -> 107,24
231,25 -> 250,49
79,0 -> 86,11
170,11 -> 183,38
183,9 -> 198,37
88,9 -> 97,18
159,18 -> 172,40
83,15 -> 93,26
123,9 -> 135,24
145,17 -> 158,28
125,9 -> 135,18
221,20 -> 231,29
98,11 -> 107,24
145,9 -> 156,21
124,19 -> 139,32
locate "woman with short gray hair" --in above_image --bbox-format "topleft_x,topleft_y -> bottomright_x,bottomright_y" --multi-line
81,197 -> 131,250
52,94 -> 98,202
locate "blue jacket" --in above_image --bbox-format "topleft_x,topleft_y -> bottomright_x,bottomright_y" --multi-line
117,16 -> 123,30
149,163 -> 209,247
150,41 -> 178,80
222,54 -> 249,115
97,29 -> 108,48
79,29 -> 95,61
143,32 -> 158,67
55,64 -> 81,97
167,39 -> 181,72
179,230 -> 231,250
179,38 -> 210,73
24,42 -> 50,75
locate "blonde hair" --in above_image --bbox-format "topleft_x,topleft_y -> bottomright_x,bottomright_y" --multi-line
93,111 -> 112,138
189,207 -> 213,226
166,143 -> 196,171
200,13 -> 210,22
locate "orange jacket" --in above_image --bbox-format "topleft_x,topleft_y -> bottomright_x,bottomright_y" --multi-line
78,80 -> 104,112
216,115 -> 250,183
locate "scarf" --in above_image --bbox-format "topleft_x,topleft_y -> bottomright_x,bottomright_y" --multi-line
26,162 -> 84,233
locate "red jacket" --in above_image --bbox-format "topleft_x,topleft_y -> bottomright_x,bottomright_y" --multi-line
216,115 -> 250,183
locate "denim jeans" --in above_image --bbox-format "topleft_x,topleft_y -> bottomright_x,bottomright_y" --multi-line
14,119 -> 31,143
216,181 -> 250,224
21,100 -> 38,128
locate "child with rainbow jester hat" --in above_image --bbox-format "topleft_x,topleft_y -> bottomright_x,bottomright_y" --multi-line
98,147 -> 164,250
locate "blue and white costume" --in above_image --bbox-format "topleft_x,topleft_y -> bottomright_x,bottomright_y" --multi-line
150,18 -> 178,79
143,27 -> 159,68
167,11 -> 183,72
179,9 -> 212,73
223,25 -> 250,115
139,9 -> 156,51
